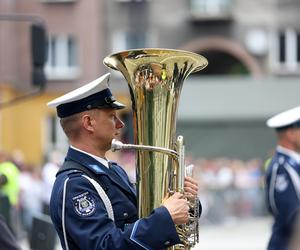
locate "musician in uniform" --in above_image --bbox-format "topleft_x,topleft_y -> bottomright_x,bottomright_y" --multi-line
48,73 -> 200,250
265,106 -> 300,250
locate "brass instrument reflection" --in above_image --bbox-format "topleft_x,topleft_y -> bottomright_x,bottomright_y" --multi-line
104,48 -> 208,249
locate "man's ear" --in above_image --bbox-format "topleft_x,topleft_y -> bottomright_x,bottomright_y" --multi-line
286,128 -> 295,142
82,114 -> 95,132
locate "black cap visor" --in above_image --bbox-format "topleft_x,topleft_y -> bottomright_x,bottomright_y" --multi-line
57,89 -> 125,118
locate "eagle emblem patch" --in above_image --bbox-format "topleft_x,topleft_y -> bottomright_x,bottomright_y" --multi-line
72,192 -> 96,217
275,174 -> 288,192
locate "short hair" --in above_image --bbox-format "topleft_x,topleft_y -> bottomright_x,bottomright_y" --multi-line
60,113 -> 82,140
60,109 -> 100,140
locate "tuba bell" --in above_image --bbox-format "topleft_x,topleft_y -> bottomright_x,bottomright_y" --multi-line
104,48 -> 208,249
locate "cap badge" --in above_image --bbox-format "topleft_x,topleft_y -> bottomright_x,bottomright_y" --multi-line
105,96 -> 116,104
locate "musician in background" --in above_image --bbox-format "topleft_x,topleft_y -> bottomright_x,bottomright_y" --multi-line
265,106 -> 300,250
48,73 -> 200,250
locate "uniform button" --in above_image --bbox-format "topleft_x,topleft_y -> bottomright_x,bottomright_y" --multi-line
164,241 -> 170,246
123,212 -> 129,218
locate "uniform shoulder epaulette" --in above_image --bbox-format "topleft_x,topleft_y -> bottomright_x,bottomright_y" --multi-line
66,169 -> 83,178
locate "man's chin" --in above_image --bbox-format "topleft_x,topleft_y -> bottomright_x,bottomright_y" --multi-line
114,134 -> 121,140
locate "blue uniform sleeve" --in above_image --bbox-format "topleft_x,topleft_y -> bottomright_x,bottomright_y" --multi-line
54,175 -> 180,250
270,166 -> 300,232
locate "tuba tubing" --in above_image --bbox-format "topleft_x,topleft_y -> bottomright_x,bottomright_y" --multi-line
111,138 -> 178,158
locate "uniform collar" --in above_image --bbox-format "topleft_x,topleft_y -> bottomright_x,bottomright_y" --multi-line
65,147 -> 109,175
66,146 -> 137,198
70,145 -> 109,168
277,145 -> 300,164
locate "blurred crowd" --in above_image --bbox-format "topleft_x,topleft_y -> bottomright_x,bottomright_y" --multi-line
112,152 -> 267,225
191,157 -> 266,224
0,149 -> 64,245
0,148 -> 267,246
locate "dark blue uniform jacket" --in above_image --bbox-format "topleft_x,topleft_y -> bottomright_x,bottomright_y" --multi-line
265,147 -> 300,250
50,147 -> 181,250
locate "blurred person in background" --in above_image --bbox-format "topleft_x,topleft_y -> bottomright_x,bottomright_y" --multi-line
0,150 -> 20,208
0,214 -> 21,250
41,150 -> 63,214
265,106 -> 300,250
0,150 -> 20,235
11,149 -> 26,171
47,73 -> 199,250
19,164 -> 43,237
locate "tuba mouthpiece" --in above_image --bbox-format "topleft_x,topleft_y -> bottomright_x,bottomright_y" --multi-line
111,139 -> 124,152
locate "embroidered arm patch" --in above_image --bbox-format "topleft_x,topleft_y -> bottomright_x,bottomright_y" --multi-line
72,191 -> 96,217
275,174 -> 289,192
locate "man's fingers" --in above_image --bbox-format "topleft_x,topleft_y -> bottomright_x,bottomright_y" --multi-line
184,187 -> 197,196
171,192 -> 184,199
184,176 -> 198,186
184,182 -> 198,193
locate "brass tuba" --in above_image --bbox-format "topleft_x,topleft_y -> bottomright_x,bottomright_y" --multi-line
104,48 -> 208,249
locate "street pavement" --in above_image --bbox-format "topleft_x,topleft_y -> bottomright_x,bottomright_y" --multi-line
194,217 -> 272,250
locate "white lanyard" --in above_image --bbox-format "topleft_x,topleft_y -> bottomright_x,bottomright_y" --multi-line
62,175 -> 114,250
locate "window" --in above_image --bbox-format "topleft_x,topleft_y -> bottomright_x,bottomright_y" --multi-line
41,0 -> 77,3
279,32 -> 286,63
271,29 -> 300,73
45,35 -> 80,80
296,33 -> 300,62
44,115 -> 68,154
112,30 -> 147,52
189,0 -> 232,18
114,0 -> 149,2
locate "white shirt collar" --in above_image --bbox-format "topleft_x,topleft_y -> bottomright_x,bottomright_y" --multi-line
277,145 -> 300,164
70,145 -> 110,168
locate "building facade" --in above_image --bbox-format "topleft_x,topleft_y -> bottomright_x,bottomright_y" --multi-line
1,0 -> 300,164
0,0 -> 107,164
105,0 -> 300,159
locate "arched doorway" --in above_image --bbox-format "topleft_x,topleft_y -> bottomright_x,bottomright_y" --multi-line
180,36 -> 262,76
177,36 -> 271,160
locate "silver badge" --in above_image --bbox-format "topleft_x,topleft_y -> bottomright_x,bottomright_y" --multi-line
72,192 -> 96,217
275,174 -> 288,192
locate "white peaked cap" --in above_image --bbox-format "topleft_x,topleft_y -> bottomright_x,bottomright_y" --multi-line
266,106 -> 300,129
48,73 -> 110,108
47,73 -> 125,118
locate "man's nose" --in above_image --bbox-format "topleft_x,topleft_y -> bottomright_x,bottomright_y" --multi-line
116,117 -> 125,129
